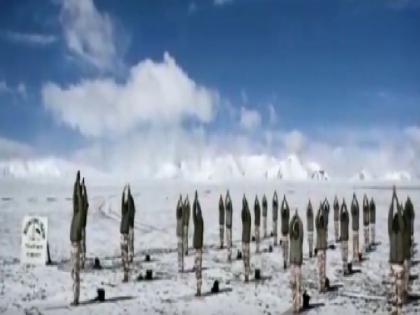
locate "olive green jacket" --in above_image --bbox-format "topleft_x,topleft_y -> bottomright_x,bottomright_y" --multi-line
120,186 -> 131,234
193,194 -> 204,249
289,213 -> 304,265
369,198 -> 376,224
80,179 -> 89,229
340,201 -> 349,241
306,200 -> 314,232
351,194 -> 360,231
176,195 -> 183,237
404,197 -> 414,236
272,191 -> 278,221
254,196 -> 261,227
363,195 -> 370,226
281,196 -> 290,235
70,172 -> 83,242
219,195 -> 225,226
262,195 -> 268,217
388,192 -> 405,264
128,188 -> 136,228
183,196 -> 190,227
241,196 -> 252,243
225,192 -> 233,229
323,199 -> 330,226
333,196 -> 339,221
316,206 -> 327,250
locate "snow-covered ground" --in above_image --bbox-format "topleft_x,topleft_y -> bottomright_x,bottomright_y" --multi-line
1,179 -> 420,314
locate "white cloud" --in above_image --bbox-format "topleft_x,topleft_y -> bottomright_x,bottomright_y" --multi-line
282,130 -> 306,155
59,0 -> 122,72
268,104 -> 277,125
0,137 -> 33,159
0,80 -> 26,97
2,31 -> 57,45
42,52 -> 218,137
214,0 -> 234,6
239,107 -> 261,131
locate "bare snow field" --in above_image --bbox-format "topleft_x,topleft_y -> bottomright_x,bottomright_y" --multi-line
1,179 -> 420,314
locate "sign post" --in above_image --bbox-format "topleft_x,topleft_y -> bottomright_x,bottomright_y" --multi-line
21,216 -> 48,265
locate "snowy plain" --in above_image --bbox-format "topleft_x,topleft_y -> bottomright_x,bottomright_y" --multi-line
1,178 -> 420,315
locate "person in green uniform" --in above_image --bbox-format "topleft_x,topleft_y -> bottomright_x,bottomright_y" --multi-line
306,200 -> 314,258
369,198 -> 376,246
219,195 -> 225,249
225,190 -> 233,262
262,194 -> 268,238
120,184 -> 131,282
176,195 -> 184,272
289,210 -> 304,313
127,186 -> 136,263
388,187 -> 406,312
281,195 -> 290,269
362,194 -> 370,253
272,191 -> 279,246
80,178 -> 89,269
316,203 -> 328,292
351,193 -> 360,263
193,191 -> 204,296
340,199 -> 350,275
183,195 -> 191,255
242,195 -> 252,282
70,171 -> 83,305
333,196 -> 340,242
254,196 -> 261,253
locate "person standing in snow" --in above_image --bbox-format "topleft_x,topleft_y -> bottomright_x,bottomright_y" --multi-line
281,195 -> 290,269
225,190 -> 233,262
272,191 -> 279,246
254,196 -> 261,253
306,200 -> 314,258
369,198 -> 376,246
351,194 -> 360,263
70,171 -> 83,305
219,195 -> 225,249
388,187 -> 406,311
127,186 -> 136,263
404,197 -> 415,256
362,194 -> 370,253
120,184 -> 131,282
323,198 -> 330,242
80,178 -> 89,269
333,196 -> 340,242
242,195 -> 252,282
176,195 -> 184,272
193,191 -> 204,296
183,195 -> 190,255
316,203 -> 328,292
402,198 -> 413,295
262,194 -> 268,238
340,199 -> 350,275
289,210 -> 304,313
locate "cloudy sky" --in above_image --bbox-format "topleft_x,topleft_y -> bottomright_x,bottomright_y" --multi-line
0,0 -> 419,178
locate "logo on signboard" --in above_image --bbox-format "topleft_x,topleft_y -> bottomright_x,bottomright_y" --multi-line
21,216 -> 48,265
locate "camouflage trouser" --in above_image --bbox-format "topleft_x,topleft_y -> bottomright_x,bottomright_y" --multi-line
80,229 -> 86,269
226,228 -> 232,262
334,221 -> 339,242
183,225 -> 189,255
263,216 -> 267,238
317,249 -> 326,292
390,264 -> 405,311
177,236 -> 184,272
404,259 -> 410,294
255,226 -> 260,253
128,227 -> 134,262
281,235 -> 289,268
242,242 -> 251,280
290,264 -> 302,313
363,226 -> 369,252
273,220 -> 278,246
121,234 -> 129,281
308,231 -> 314,256
352,230 -> 359,262
219,225 -> 224,248
341,241 -> 348,274
71,242 -> 80,304
195,249 -> 203,294
370,223 -> 375,245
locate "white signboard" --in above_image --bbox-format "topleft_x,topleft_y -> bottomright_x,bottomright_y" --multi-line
21,216 -> 48,265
